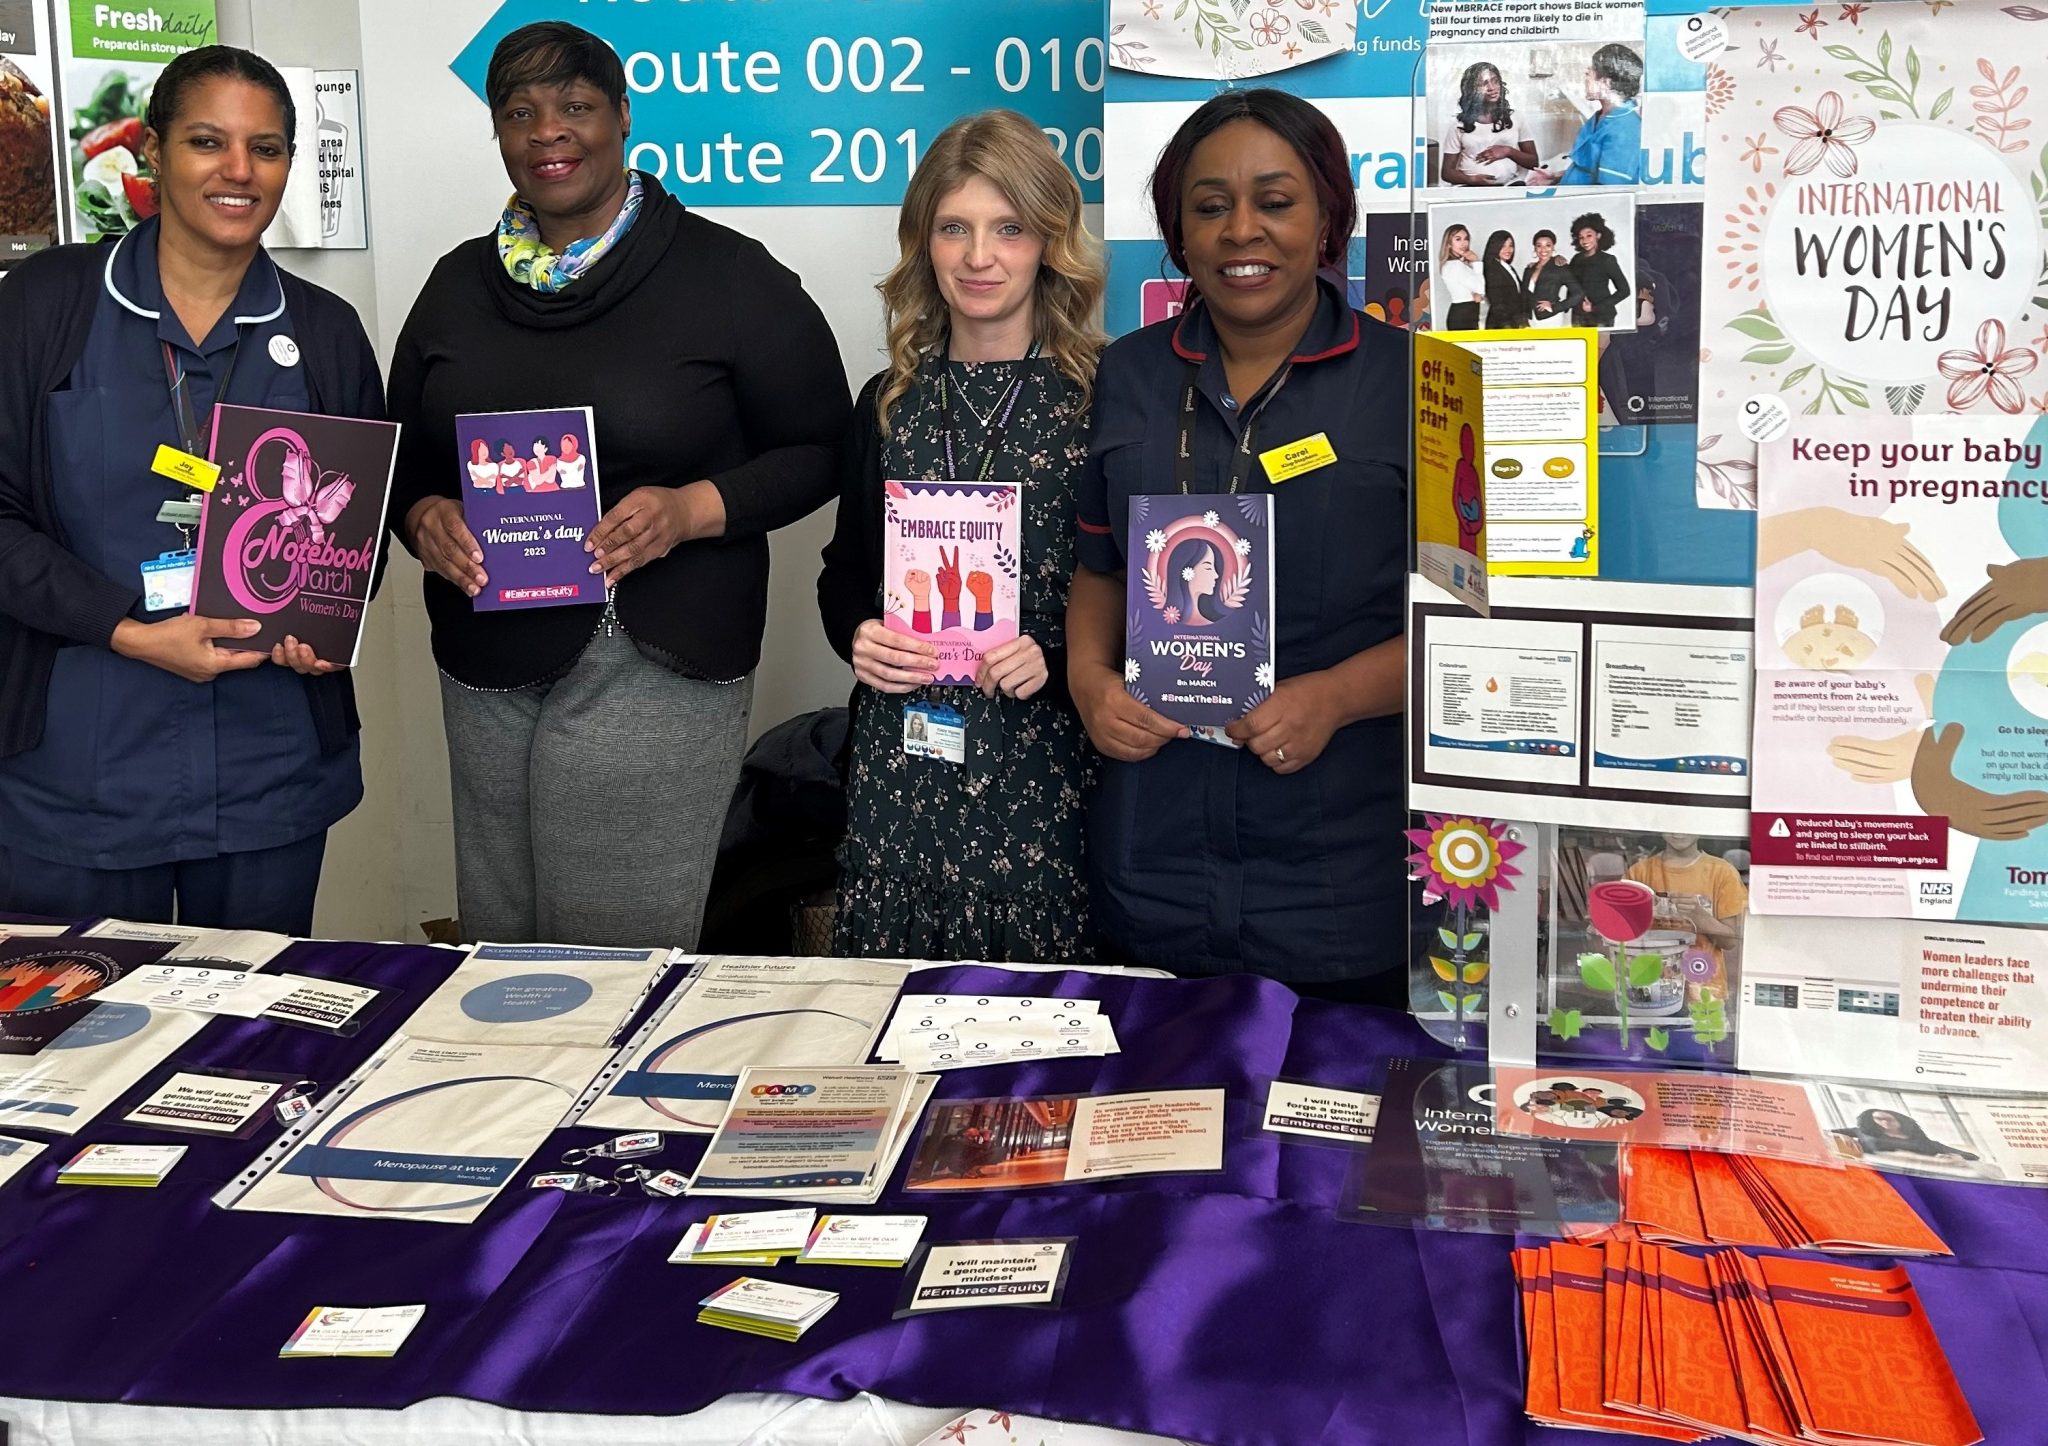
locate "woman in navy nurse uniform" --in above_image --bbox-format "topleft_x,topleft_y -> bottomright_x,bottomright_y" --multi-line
0,47 -> 383,934
1069,89 -> 1410,1004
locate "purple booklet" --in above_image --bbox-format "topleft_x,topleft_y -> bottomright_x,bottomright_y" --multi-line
457,408 -> 605,612
193,405 -> 401,667
0,936 -> 173,1056
1124,495 -> 1275,728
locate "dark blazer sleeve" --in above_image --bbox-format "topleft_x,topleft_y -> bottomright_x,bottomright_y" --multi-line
0,254 -> 141,647
709,237 -> 853,539
1590,254 -> 1630,316
817,372 -> 887,666
381,278 -> 444,560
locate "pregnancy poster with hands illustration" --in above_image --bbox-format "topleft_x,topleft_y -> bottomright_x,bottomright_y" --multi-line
1749,414 -> 2048,926
881,480 -> 1021,686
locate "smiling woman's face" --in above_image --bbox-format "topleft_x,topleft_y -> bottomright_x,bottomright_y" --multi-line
1179,118 -> 1325,338
146,76 -> 292,255
494,77 -> 629,223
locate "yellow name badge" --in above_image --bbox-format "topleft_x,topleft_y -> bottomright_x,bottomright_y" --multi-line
1259,432 -> 1338,485
151,444 -> 220,493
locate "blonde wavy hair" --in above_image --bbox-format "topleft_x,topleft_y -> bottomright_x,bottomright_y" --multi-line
876,110 -> 1107,434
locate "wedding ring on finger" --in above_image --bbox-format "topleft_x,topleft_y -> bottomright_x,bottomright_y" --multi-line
1274,747 -> 1287,763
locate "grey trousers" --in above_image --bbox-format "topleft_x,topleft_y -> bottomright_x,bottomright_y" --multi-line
438,630 -> 753,948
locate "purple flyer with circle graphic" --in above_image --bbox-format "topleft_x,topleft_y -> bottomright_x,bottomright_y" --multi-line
1123,495 -> 1275,729
457,408 -> 605,612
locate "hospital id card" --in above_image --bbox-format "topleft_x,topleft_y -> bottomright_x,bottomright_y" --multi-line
904,703 -> 965,764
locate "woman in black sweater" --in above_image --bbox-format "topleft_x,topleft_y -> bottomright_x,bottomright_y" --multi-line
1480,229 -> 1527,329
1568,211 -> 1631,328
386,22 -> 849,947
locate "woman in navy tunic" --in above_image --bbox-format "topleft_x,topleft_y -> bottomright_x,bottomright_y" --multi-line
0,48 -> 383,933
1069,90 -> 1410,1002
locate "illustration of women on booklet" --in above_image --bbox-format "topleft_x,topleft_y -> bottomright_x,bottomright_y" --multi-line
466,438 -> 498,489
1164,537 -> 1224,626
524,437 -> 561,491
555,432 -> 589,488
495,440 -> 525,494
1143,512 -> 1251,628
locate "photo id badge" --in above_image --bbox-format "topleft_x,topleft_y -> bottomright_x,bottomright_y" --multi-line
904,703 -> 966,765
141,550 -> 197,613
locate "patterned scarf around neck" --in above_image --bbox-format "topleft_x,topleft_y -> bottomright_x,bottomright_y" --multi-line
497,171 -> 643,293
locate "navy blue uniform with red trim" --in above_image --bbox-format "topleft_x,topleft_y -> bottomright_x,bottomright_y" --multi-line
1075,278 -> 1410,986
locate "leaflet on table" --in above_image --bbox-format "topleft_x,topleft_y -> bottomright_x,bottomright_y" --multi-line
1125,494 -> 1275,730
905,1015 -> 1120,1072
1749,415 -> 2048,927
95,964 -> 300,1017
0,924 -> 71,939
1491,1065 -> 1838,1168
896,1239 -> 1073,1316
279,1304 -> 425,1358
123,1071 -> 292,1137
232,1038 -> 611,1225
82,919 -> 293,969
1260,1081 -> 1379,1145
1432,330 -> 1599,578
400,942 -> 672,1047
687,1065 -> 917,1198
903,1089 -> 1225,1191
878,993 -> 1105,1061
1340,1057 -> 1620,1236
799,1213 -> 929,1266
456,408 -> 604,611
0,1134 -> 45,1189
1812,1078 -> 2048,1189
192,405 -> 401,668
0,935 -> 172,1055
882,479 -> 1022,686
1412,332 -> 1489,615
1739,913 -> 2048,1093
0,1002 -> 208,1135
57,1141 -> 185,1185
1408,576 -> 1754,833
581,956 -> 908,1134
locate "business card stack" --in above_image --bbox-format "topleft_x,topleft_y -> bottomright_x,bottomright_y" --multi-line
684,1208 -> 816,1264
697,1277 -> 839,1341
279,1304 -> 426,1358
669,1221 -> 782,1266
56,1143 -> 186,1187
798,1213 -> 929,1267
1515,1242 -> 1981,1446
1623,1146 -> 1950,1255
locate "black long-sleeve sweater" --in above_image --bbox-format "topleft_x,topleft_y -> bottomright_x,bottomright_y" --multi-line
386,176 -> 851,688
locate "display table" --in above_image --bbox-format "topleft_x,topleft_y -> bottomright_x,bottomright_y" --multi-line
2,938 -> 2043,1445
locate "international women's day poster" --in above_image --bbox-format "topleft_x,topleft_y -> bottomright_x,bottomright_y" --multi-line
191,405 -> 400,667
457,407 -> 603,611
881,480 -> 1021,687
1124,495 -> 1275,729
1695,0 -> 2048,509
1749,413 -> 2048,928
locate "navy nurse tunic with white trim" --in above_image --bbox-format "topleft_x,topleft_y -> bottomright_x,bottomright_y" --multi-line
0,220 -> 361,870
1075,278 -> 1409,983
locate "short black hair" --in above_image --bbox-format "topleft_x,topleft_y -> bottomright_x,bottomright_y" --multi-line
486,21 -> 626,115
1533,228 -> 1556,245
1590,43 -> 1644,101
1148,88 -> 1357,276
145,45 -> 296,157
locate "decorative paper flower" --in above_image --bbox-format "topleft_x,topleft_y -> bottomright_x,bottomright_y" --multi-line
1587,879 -> 1657,944
1937,320 -> 2039,413
1681,947 -> 1719,982
1775,92 -> 1875,178
1202,509 -> 1220,528
1250,8 -> 1290,45
1145,528 -> 1167,554
1124,658 -> 1141,683
1255,661 -> 1274,689
1404,815 -> 1524,910
1838,3 -> 1868,23
1794,8 -> 1827,38
1757,37 -> 1784,71
1739,133 -> 1779,173
1233,535 -> 1252,557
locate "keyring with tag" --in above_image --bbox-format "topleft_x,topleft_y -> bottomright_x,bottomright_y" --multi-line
530,1171 -> 619,1196
613,1163 -> 653,1186
562,1130 -> 663,1167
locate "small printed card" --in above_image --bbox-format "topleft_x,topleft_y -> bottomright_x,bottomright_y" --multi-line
279,1304 -> 427,1358
799,1213 -> 929,1267
880,994 -> 1104,1062
906,1015 -> 1120,1072
669,1221 -> 781,1266
696,1207 -> 817,1259
262,978 -> 381,1031
1260,1082 -> 1380,1144
900,1240 -> 1072,1314
123,1072 -> 288,1136
697,1277 -> 839,1340
96,964 -> 301,1018
0,1134 -> 46,1190
56,1143 -> 187,1187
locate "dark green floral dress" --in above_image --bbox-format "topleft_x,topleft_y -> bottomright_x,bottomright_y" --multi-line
833,358 -> 1098,963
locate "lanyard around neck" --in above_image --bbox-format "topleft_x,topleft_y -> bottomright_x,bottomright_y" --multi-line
937,338 -> 1041,482
1174,358 -> 1292,496
160,333 -> 244,461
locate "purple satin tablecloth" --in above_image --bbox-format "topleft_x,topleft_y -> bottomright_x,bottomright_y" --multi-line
0,941 -> 2041,1445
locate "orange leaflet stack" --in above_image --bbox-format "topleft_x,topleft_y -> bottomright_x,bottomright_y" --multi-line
1514,1243 -> 1982,1446
1620,1146 -> 1950,1256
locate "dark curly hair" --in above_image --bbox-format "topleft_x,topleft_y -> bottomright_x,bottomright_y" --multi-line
1569,212 -> 1616,253
1455,62 -> 1514,134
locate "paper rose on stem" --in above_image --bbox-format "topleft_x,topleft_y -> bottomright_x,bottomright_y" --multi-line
1774,91 -> 1874,177
1404,815 -> 1523,910
1938,320 -> 2039,413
